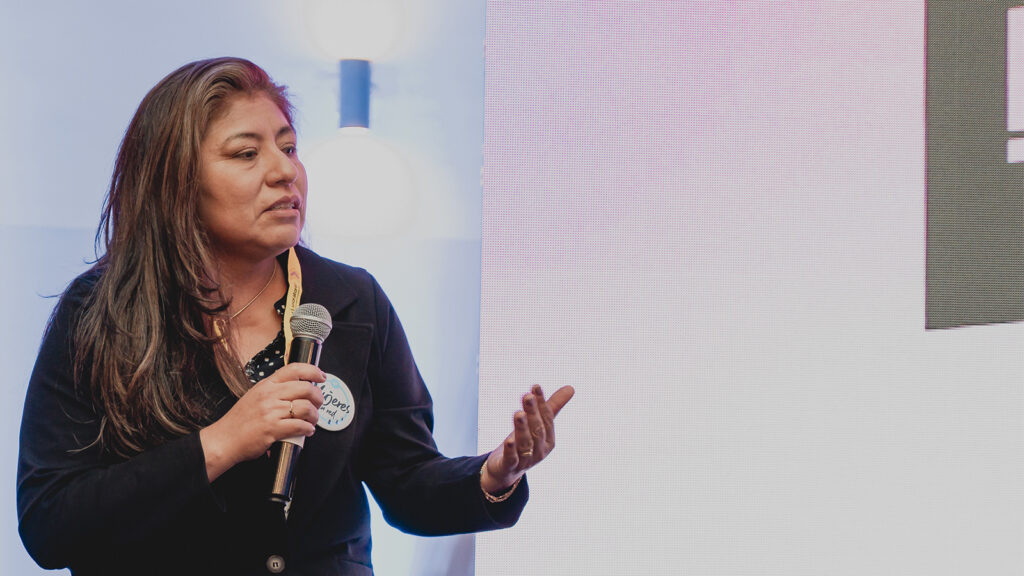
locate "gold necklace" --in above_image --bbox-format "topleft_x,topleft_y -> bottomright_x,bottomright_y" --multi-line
229,264 -> 277,320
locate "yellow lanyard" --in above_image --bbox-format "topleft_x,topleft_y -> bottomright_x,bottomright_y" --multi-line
282,246 -> 303,363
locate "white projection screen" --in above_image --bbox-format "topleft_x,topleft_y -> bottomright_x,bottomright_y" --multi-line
477,2 -> 1024,575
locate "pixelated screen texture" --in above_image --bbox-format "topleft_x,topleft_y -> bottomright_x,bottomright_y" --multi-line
479,2 -> 1024,575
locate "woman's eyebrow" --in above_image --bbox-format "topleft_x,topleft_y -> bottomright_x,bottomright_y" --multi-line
220,126 -> 295,146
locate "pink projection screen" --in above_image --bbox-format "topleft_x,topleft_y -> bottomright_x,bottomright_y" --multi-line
478,2 -> 1024,575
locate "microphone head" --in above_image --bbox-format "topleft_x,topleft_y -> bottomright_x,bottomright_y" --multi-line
290,303 -> 332,342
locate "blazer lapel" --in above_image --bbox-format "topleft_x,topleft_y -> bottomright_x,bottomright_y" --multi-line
292,245 -> 359,318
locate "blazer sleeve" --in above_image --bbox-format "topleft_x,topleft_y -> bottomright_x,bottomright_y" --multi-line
357,275 -> 528,536
16,275 -> 223,569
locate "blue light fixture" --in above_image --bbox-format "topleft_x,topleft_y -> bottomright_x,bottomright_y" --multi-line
340,59 -> 371,129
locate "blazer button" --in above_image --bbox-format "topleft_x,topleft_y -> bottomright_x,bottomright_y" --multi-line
266,555 -> 286,573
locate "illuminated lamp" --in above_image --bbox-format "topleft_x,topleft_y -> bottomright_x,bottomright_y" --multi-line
300,0 -> 415,238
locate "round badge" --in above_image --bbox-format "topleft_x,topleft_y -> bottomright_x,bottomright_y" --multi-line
316,373 -> 355,431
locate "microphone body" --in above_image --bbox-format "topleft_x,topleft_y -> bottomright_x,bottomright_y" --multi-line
269,303 -> 332,505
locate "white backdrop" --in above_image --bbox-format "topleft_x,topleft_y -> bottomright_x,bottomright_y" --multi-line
478,2 -> 1024,575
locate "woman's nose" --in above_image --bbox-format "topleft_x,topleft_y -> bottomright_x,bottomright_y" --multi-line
268,148 -> 298,185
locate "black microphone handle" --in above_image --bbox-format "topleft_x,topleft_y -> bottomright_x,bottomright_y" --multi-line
288,336 -> 323,367
269,336 -> 323,505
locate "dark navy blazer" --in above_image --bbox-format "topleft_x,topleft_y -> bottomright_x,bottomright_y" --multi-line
17,246 -> 527,575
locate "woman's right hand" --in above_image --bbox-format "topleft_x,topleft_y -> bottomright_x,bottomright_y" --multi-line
199,363 -> 326,482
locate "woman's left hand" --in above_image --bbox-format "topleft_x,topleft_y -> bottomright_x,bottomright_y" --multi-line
481,384 -> 575,495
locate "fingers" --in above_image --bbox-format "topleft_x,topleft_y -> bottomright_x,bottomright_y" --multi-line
512,410 -> 534,469
510,384 -> 575,471
546,385 -> 575,417
214,364 -> 332,468
534,385 -> 556,448
480,440 -> 522,494
259,374 -> 325,410
278,379 -> 325,408
501,436 -> 519,473
252,366 -> 326,433
283,398 -> 320,427
485,385 -> 573,490
268,362 -> 327,385
522,389 -> 547,459
280,416 -> 317,438
265,364 -> 325,407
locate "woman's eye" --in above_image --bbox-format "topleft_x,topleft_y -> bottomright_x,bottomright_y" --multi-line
235,150 -> 257,160
283,144 -> 297,155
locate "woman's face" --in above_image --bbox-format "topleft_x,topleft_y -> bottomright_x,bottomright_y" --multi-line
198,92 -> 307,262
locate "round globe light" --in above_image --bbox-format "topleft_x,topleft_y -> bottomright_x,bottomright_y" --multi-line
303,130 -> 416,238
302,0 -> 401,61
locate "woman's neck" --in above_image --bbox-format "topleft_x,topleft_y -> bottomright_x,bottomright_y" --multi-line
215,254 -> 285,321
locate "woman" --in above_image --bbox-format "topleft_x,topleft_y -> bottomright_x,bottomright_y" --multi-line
17,57 -> 573,575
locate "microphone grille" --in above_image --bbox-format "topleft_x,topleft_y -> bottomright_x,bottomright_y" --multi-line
290,303 -> 332,341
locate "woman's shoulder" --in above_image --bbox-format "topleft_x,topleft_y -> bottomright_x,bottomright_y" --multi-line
293,245 -> 379,294
52,265 -> 104,318
37,265 -> 104,353
66,265 -> 104,296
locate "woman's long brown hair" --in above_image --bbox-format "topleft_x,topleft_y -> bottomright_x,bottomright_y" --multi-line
74,57 -> 294,457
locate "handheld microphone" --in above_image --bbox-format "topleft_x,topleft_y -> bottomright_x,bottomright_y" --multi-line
269,302 -> 332,505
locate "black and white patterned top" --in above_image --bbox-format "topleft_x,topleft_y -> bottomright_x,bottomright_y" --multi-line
243,295 -> 288,385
